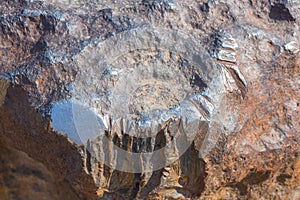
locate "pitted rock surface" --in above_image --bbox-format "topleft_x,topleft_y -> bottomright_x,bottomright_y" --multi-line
0,0 -> 299,199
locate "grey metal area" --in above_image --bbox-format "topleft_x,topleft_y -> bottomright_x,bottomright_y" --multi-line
51,26 -> 229,173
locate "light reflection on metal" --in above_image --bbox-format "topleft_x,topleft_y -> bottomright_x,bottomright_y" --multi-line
51,27 -> 230,173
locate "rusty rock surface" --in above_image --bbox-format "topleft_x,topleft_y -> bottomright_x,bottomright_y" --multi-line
0,0 -> 299,199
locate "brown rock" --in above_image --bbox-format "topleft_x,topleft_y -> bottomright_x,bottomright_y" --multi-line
0,78 -> 9,106
0,0 -> 299,199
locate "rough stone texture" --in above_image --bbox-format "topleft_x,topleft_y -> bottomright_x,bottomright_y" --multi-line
0,143 -> 88,200
0,78 -> 9,106
0,85 -> 98,199
0,0 -> 299,199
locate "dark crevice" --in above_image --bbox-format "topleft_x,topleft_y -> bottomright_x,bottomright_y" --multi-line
86,150 -> 92,174
276,174 -> 292,184
228,170 -> 272,196
269,3 -> 295,21
226,66 -> 247,98
179,142 -> 206,197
